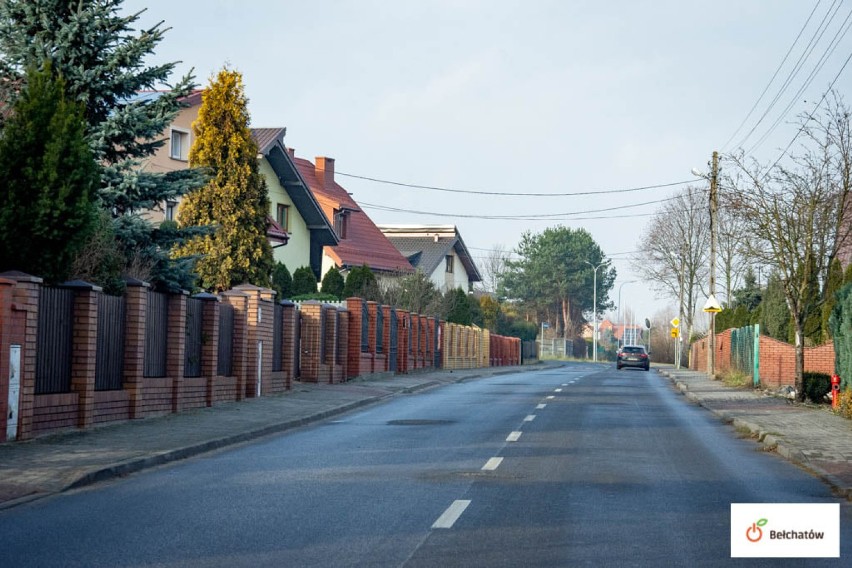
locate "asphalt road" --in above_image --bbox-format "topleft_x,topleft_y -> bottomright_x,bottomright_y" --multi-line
1,363 -> 850,567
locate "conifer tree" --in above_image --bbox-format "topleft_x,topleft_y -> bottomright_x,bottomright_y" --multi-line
272,262 -> 292,299
175,67 -> 273,291
291,267 -> 318,296
0,0 -> 206,290
320,267 -> 345,299
0,64 -> 99,283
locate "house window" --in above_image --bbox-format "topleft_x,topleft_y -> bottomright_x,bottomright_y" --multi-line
165,201 -> 177,221
333,209 -> 349,239
170,128 -> 189,161
276,203 -> 289,230
445,255 -> 454,273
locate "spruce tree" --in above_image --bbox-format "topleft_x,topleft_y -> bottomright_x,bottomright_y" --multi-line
175,67 -> 273,291
0,64 -> 99,283
343,265 -> 379,300
0,0 -> 206,290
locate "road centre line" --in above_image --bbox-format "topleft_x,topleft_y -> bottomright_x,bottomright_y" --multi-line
524,415 -> 536,422
554,388 -> 563,392
482,457 -> 503,471
536,403 -> 546,409
546,395 -> 555,400
432,500 -> 471,529
506,431 -> 522,442
562,383 -> 567,386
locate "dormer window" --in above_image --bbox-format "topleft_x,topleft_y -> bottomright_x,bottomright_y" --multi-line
333,208 -> 349,239
170,128 -> 190,161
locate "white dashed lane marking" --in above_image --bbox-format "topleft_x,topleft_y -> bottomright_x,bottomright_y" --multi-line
546,395 -> 555,400
506,431 -> 522,442
536,403 -> 546,409
554,388 -> 563,393
482,457 -> 503,471
432,500 -> 471,529
524,415 -> 536,422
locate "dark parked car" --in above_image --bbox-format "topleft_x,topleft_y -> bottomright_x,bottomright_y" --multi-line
617,345 -> 650,371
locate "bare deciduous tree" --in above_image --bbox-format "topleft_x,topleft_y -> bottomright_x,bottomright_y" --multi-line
633,187 -> 709,346
480,244 -> 510,294
728,92 -> 852,401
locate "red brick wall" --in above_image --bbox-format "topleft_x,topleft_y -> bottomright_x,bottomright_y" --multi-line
691,328 -> 837,388
93,390 -> 131,424
31,393 -> 78,436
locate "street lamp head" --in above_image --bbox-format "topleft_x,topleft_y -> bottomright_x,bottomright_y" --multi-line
691,167 -> 705,178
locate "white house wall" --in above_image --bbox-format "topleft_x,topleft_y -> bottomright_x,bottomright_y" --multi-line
260,159 -> 311,272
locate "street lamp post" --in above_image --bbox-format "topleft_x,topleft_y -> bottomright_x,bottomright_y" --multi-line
584,260 -> 608,362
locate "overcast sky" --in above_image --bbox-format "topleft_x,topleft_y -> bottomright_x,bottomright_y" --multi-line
125,0 -> 852,327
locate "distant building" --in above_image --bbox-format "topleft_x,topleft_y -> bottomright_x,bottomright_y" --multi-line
378,225 -> 482,292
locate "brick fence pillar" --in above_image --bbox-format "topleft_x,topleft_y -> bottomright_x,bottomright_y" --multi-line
346,297 -> 364,379
0,272 -> 43,440
233,285 -> 275,397
167,291 -> 188,413
62,280 -> 101,429
0,277 -> 15,441
122,279 -> 149,419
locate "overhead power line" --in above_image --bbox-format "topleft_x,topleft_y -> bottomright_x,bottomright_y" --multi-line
733,0 -> 843,151
337,170 -> 699,197
722,0 -> 823,152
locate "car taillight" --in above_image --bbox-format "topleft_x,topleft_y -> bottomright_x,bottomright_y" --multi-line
640,353 -> 648,358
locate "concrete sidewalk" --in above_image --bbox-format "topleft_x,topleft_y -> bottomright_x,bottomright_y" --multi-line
658,366 -> 852,500
0,365 -> 549,510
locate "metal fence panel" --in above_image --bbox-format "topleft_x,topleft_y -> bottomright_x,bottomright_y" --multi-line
95,294 -> 126,390
144,291 -> 168,378
388,308 -> 398,372
376,306 -> 384,354
294,310 -> 301,378
272,303 -> 283,372
360,302 -> 369,353
35,287 -> 74,394
731,324 -> 758,382
184,298 -> 203,378
218,304 -> 234,376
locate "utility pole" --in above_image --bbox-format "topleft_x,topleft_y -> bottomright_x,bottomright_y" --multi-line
708,151 -> 719,377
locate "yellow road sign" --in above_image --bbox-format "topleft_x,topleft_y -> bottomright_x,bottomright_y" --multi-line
670,328 -> 680,338
670,317 -> 680,328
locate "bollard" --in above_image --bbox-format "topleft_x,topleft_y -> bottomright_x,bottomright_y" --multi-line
831,374 -> 841,409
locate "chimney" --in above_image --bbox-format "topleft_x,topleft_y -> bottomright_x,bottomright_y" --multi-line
315,156 -> 335,189
286,147 -> 295,158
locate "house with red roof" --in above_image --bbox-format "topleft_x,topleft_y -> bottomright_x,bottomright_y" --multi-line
136,90 -> 336,280
290,154 -> 415,279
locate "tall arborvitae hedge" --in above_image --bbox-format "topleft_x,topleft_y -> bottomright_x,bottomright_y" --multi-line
175,68 -> 273,291
829,283 -> 852,389
0,65 -> 99,282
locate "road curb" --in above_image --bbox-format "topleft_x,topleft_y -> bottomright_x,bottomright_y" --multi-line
64,394 -> 389,493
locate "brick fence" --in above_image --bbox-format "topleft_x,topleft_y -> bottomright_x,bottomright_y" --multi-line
690,328 -> 835,388
0,272 -> 524,441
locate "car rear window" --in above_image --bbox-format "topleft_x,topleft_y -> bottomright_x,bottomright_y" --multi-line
623,347 -> 644,354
